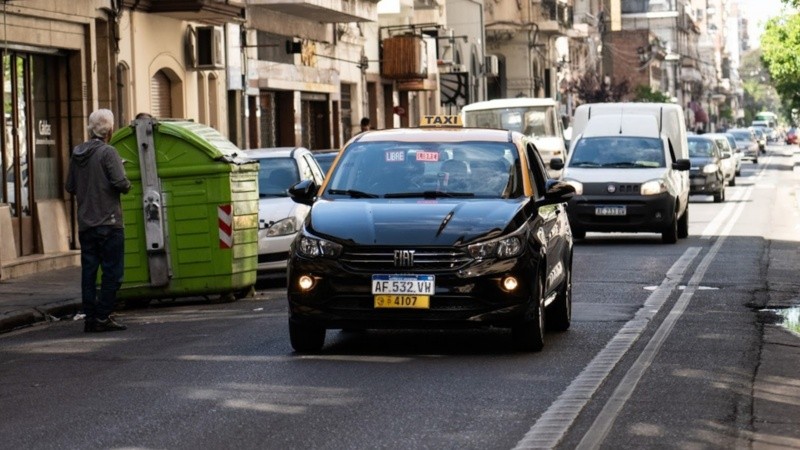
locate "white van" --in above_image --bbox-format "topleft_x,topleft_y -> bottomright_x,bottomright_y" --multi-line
551,103 -> 691,243
461,98 -> 567,177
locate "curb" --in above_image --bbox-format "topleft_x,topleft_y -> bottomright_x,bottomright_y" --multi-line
0,298 -> 82,334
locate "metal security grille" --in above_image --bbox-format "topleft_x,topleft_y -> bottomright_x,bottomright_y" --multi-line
150,71 -> 172,119
340,248 -> 472,273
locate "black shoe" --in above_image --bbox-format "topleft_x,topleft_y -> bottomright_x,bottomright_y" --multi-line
84,319 -> 96,333
93,317 -> 127,332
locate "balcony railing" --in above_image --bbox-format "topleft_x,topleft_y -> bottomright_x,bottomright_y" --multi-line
247,0 -> 377,23
541,0 -> 573,31
123,0 -> 246,24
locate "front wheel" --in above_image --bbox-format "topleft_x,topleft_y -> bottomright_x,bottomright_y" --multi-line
289,319 -> 326,353
547,259 -> 572,332
713,186 -> 725,203
662,214 -> 678,244
729,176 -> 736,187
677,207 -> 689,239
512,278 -> 545,352
571,227 -> 586,240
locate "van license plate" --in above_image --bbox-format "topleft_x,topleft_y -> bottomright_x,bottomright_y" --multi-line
595,206 -> 626,216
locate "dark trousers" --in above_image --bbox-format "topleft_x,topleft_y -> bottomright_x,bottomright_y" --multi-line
78,226 -> 125,321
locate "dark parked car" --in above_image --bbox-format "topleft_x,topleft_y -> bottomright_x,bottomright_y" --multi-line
286,116 -> 575,353
311,149 -> 339,176
688,135 -> 726,203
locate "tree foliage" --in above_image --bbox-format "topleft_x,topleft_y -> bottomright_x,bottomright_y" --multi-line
632,85 -> 671,103
761,15 -> 800,115
740,49 -> 784,123
565,71 -> 630,104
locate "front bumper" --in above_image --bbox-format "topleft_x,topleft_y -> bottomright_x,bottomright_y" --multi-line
565,192 -> 676,233
287,254 -> 537,329
689,171 -> 723,195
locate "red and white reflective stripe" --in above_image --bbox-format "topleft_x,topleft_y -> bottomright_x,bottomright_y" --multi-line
218,204 -> 233,249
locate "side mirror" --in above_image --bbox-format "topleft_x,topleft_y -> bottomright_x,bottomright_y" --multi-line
549,157 -> 564,171
288,179 -> 318,206
721,152 -> 731,159
539,179 -> 575,205
672,159 -> 691,171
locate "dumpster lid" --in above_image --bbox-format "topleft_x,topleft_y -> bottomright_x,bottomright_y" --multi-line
114,119 -> 255,165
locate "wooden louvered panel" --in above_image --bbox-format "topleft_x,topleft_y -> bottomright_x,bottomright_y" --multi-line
150,71 -> 172,119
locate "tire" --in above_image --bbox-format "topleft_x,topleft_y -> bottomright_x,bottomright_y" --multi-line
662,214 -> 678,244
512,278 -> 545,352
677,206 -> 689,239
571,227 -> 586,240
729,176 -> 736,187
289,319 -> 325,353
547,258 -> 572,332
754,158 -> 759,164
713,186 -> 725,203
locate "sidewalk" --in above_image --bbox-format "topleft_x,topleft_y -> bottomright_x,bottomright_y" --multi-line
0,265 -> 82,334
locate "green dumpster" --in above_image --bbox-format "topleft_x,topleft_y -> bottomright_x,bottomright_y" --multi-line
109,119 -> 259,303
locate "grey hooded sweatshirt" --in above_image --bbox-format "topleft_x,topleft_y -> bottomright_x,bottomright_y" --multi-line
65,138 -> 131,231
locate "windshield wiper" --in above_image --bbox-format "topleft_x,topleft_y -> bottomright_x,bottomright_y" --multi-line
384,191 -> 475,198
601,162 -> 640,168
327,189 -> 379,198
570,161 -> 601,167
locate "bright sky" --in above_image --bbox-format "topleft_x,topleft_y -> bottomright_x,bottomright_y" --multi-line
739,0 -> 791,47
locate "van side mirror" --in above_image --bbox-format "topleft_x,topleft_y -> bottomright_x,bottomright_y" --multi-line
549,158 -> 564,170
288,179 -> 318,206
673,159 -> 691,171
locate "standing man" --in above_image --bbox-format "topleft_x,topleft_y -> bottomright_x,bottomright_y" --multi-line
66,109 -> 132,332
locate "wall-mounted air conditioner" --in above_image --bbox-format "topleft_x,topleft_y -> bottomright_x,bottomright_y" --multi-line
484,55 -> 499,77
196,26 -> 224,69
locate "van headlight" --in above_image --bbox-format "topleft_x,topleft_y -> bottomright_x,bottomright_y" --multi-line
266,217 -> 298,237
297,235 -> 342,258
562,178 -> 583,195
640,180 -> 668,196
702,163 -> 719,174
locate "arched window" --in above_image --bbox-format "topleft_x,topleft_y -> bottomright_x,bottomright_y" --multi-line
150,70 -> 172,118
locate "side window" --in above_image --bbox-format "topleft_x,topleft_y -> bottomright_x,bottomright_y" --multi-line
304,154 -> 324,184
525,143 -> 547,196
298,155 -> 315,182
667,139 -> 677,163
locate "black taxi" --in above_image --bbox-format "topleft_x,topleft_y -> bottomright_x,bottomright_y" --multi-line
286,116 -> 575,352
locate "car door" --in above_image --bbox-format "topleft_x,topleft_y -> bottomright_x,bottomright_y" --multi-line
525,142 -> 565,295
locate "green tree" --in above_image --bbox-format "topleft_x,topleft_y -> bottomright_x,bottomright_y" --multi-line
632,85 -> 670,103
740,49 -> 784,123
566,70 -> 630,104
761,15 -> 800,117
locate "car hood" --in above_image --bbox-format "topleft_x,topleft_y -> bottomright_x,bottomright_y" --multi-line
306,199 -> 526,246
561,167 -> 668,183
258,197 -> 302,224
689,156 -> 714,167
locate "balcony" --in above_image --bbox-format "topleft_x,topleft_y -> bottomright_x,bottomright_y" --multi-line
123,0 -> 246,24
539,0 -> 573,33
248,0 -> 377,23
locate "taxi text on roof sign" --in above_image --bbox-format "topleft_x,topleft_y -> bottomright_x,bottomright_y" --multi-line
419,115 -> 463,128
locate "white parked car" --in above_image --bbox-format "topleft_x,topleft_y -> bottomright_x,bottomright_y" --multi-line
706,133 -> 737,186
244,147 -> 325,278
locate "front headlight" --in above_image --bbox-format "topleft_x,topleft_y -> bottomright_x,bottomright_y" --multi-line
266,217 -> 298,237
468,235 -> 523,259
640,179 -> 668,196
702,163 -> 719,174
562,178 -> 583,195
297,235 -> 342,258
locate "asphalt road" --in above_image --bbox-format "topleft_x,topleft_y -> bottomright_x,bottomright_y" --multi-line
1,144 -> 798,450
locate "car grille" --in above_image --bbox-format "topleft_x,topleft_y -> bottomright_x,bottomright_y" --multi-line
339,247 -> 472,273
582,183 -> 641,195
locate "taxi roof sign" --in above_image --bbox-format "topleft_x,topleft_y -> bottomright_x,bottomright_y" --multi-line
419,115 -> 463,128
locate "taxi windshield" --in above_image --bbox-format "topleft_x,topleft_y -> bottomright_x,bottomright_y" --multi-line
568,137 -> 665,168
325,141 -> 523,199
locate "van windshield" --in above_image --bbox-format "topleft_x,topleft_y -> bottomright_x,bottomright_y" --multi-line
568,137 -> 665,168
463,106 -> 558,137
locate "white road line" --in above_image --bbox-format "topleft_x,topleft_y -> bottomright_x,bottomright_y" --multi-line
512,247 -> 700,450
700,187 -> 748,238
514,167 -> 756,450
574,177 -> 752,450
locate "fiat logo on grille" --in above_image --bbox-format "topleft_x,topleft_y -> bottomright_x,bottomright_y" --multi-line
394,250 -> 415,267
607,184 -> 617,193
